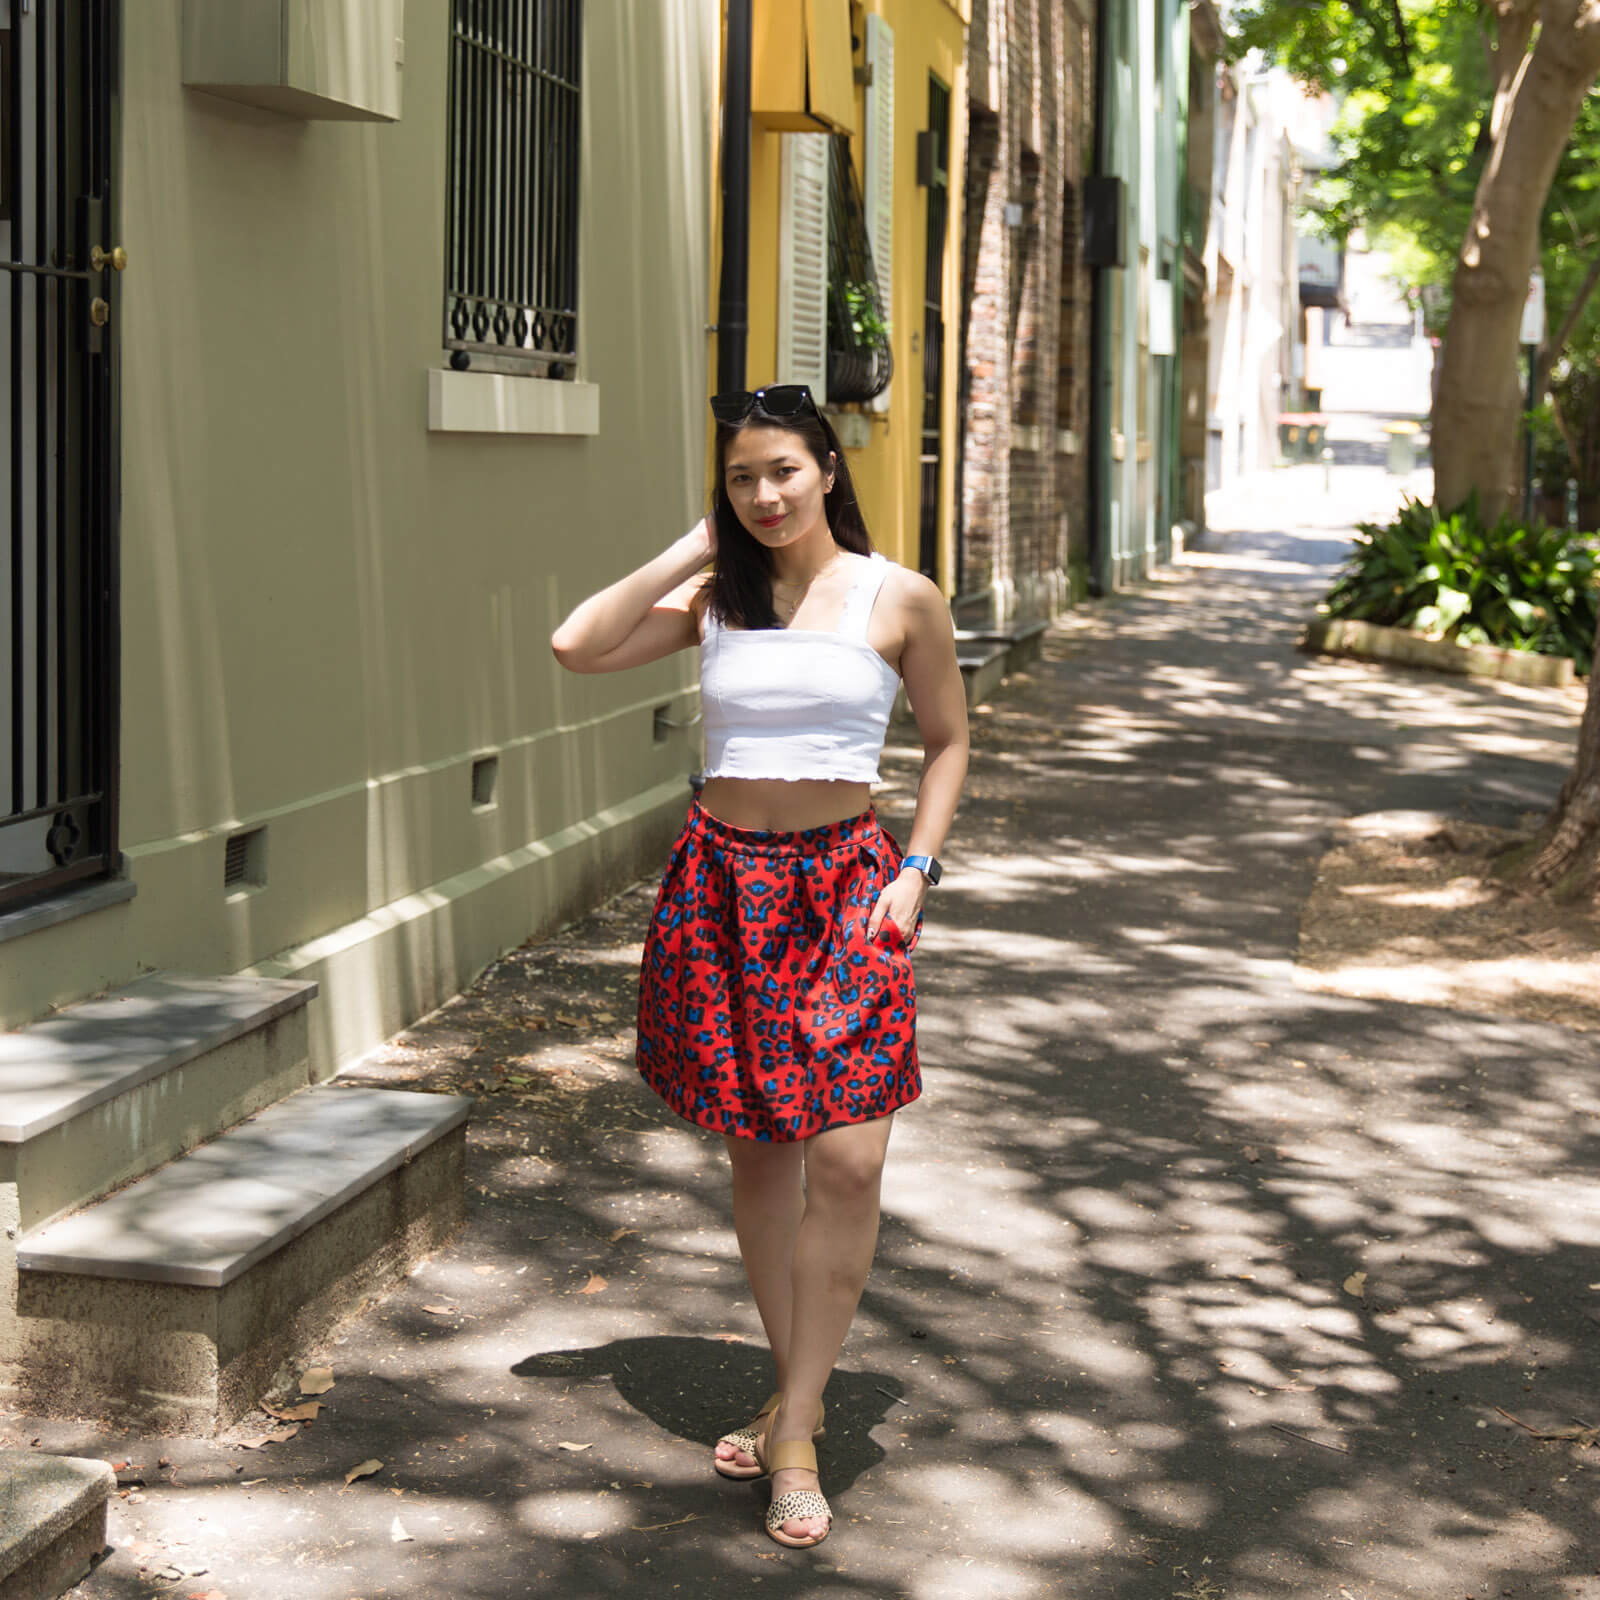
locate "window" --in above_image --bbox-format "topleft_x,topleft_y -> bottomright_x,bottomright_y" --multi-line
444,1 -> 582,378
778,133 -> 831,400
777,131 -> 893,407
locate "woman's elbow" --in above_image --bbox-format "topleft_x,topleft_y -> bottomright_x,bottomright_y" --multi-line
550,631 -> 590,672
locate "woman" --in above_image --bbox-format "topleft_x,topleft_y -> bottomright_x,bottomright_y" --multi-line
550,383 -> 968,1549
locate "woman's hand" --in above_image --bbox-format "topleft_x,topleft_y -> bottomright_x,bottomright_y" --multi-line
867,867 -> 926,947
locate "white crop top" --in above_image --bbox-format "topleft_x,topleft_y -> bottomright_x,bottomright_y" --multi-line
700,553 -> 901,783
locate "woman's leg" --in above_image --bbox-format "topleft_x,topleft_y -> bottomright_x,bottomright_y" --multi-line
766,1113 -> 895,1540
715,1134 -> 806,1471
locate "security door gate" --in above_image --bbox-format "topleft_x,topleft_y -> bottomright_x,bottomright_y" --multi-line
0,0 -> 119,911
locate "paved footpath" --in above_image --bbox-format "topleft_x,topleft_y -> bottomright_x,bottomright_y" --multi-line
41,453 -> 1600,1600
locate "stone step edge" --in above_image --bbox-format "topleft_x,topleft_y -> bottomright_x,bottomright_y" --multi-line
0,1452 -> 113,1589
0,973 -> 319,1144
18,1085 -> 473,1290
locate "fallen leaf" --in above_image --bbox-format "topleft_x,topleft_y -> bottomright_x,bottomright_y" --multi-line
390,1516 -> 414,1543
343,1458 -> 383,1485
1343,1272 -> 1367,1299
420,1305 -> 459,1316
236,1426 -> 298,1449
577,1274 -> 607,1295
607,1228 -> 637,1244
557,1441 -> 593,1452
1242,1146 -> 1261,1163
187,1591 -> 227,1600
261,1402 -> 322,1423
299,1367 -> 335,1396
473,1265 -> 497,1277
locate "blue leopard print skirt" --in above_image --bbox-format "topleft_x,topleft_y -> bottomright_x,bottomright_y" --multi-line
636,800 -> 921,1142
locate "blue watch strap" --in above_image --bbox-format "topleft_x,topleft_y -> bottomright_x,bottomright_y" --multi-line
902,854 -> 941,885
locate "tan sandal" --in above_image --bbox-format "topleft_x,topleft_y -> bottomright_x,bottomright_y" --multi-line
713,1391 -> 781,1480
758,1437 -> 832,1549
713,1393 -> 825,1481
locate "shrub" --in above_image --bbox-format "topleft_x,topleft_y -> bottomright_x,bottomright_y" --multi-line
1324,494 -> 1599,675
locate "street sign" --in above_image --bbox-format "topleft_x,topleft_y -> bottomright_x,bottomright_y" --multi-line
1520,269 -> 1546,346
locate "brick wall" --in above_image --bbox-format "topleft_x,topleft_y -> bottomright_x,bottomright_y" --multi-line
959,0 -> 1097,624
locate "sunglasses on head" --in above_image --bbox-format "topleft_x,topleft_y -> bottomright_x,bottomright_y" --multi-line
709,384 -> 819,425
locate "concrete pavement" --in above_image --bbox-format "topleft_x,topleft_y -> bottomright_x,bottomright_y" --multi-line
32,450 -> 1600,1600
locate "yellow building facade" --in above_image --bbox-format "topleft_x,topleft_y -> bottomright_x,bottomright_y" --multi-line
730,0 -> 970,588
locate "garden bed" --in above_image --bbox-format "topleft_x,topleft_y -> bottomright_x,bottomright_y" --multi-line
1301,615 -> 1580,688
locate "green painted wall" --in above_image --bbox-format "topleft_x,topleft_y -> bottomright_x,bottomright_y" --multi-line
3,1 -> 717,1068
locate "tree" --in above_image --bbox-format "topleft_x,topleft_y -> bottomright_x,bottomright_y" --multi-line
1497,621 -> 1600,903
1429,0 -> 1600,518
1233,0 -> 1600,910
1233,0 -> 1600,514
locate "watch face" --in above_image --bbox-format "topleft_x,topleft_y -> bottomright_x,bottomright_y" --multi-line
926,857 -> 943,885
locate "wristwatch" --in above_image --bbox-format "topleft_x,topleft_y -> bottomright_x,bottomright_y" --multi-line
902,854 -> 942,886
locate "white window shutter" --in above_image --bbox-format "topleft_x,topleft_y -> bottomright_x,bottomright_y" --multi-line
778,132 -> 830,404
863,15 -> 894,328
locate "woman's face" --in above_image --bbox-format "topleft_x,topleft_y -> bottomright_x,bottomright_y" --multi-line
722,426 -> 835,548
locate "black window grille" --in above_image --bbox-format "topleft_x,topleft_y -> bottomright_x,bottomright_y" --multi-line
444,0 -> 582,377
825,136 -> 893,404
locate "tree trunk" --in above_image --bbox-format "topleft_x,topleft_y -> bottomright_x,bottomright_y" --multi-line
1500,614 -> 1600,905
1432,0 -> 1600,517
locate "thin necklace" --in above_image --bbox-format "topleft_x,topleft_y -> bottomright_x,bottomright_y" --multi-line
772,551 -> 847,620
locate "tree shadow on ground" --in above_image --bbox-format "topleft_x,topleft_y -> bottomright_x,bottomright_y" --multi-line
51,494 -> 1599,1600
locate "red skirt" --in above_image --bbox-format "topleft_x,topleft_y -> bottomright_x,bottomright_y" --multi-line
636,801 -> 920,1142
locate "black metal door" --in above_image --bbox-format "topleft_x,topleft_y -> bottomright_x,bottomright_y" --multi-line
917,76 -> 950,581
1,0 -> 119,911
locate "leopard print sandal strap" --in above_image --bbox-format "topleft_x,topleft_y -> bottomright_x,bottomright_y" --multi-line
761,1438 -> 832,1548
766,1487 -> 832,1546
713,1391 -> 782,1480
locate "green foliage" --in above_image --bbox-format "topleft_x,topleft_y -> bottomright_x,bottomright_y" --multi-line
834,278 -> 889,350
1232,0 -> 1600,387
1325,495 -> 1599,672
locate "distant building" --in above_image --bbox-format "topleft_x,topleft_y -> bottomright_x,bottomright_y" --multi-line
1204,64 -> 1305,488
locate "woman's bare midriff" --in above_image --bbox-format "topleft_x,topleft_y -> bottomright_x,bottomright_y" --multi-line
697,776 -> 874,833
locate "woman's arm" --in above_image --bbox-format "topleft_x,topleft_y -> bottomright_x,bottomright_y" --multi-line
867,571 -> 970,942
550,520 -> 715,674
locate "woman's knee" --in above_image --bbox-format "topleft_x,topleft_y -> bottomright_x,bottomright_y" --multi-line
804,1140 -> 888,1209
725,1135 -> 804,1196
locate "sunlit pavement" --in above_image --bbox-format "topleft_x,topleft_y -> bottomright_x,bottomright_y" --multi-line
43,446 -> 1600,1600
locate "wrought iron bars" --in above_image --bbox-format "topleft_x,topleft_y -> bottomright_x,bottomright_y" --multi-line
445,0 -> 582,374
825,135 -> 892,404
0,0 -> 119,910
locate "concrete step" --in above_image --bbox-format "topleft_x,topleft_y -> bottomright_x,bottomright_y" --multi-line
953,620 -> 1049,706
0,1452 -> 113,1599
0,973 -> 318,1233
954,641 -> 1008,706
13,1085 -> 472,1433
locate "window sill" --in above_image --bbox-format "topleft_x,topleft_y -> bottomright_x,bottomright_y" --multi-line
0,873 -> 136,949
427,369 -> 600,436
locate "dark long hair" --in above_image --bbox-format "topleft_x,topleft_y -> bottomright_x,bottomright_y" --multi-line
707,398 -> 873,630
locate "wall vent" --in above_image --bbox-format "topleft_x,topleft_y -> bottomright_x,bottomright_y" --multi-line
224,827 -> 267,890
471,756 -> 499,808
